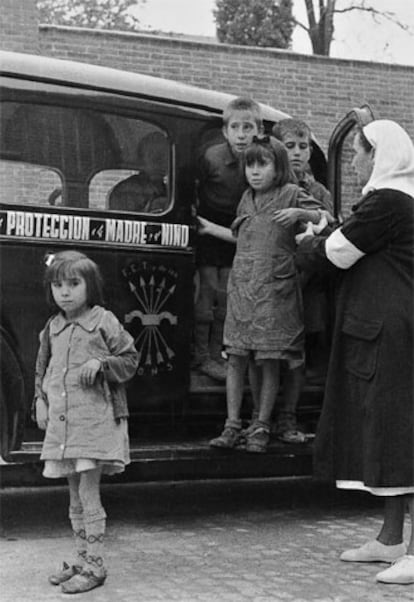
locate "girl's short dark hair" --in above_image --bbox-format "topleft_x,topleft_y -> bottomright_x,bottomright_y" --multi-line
44,250 -> 104,310
244,136 -> 296,187
356,127 -> 373,153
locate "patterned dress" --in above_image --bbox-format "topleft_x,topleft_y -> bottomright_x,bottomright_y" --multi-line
224,183 -> 322,366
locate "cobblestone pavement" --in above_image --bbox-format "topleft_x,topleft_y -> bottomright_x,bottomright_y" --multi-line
1,477 -> 413,602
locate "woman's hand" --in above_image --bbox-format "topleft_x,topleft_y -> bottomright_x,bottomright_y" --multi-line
312,212 -> 329,234
35,397 -> 48,430
295,221 -> 315,244
272,208 -> 300,227
295,212 -> 330,244
79,358 -> 102,387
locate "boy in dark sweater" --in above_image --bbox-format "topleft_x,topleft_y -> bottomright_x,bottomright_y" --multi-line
194,97 -> 262,381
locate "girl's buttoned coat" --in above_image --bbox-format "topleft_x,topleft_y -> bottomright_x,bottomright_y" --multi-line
38,306 -> 138,464
224,183 -> 322,357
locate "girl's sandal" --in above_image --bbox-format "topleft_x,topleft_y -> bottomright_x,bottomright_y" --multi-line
48,561 -> 81,585
61,569 -> 106,594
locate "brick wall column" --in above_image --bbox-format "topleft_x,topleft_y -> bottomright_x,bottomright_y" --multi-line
0,0 -> 40,53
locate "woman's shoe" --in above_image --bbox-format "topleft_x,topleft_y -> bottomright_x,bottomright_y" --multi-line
376,554 -> 414,584
340,540 -> 407,563
48,562 -> 81,585
61,569 -> 106,593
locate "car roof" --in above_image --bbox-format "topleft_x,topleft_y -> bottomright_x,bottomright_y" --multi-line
0,50 -> 289,122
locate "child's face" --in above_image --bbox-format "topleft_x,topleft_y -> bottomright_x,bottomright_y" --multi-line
223,110 -> 259,155
282,132 -> 311,174
246,158 -> 276,193
51,275 -> 88,319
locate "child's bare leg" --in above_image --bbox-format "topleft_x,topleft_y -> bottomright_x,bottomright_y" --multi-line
210,353 -> 248,448
246,360 -> 280,453
257,359 -> 280,424
281,365 -> 305,415
226,353 -> 249,424
248,359 -> 261,423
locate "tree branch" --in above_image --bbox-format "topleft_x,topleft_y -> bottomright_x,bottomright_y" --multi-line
319,0 -> 324,16
292,18 -> 310,33
303,0 -> 317,29
334,5 -> 413,33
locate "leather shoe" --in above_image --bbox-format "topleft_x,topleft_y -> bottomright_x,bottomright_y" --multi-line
48,562 -> 81,585
61,569 -> 106,594
376,554 -> 414,584
340,539 -> 407,563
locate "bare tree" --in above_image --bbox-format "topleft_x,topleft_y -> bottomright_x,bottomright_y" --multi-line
297,0 -> 413,56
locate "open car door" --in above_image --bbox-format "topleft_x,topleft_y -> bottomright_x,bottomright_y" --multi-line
327,105 -> 376,219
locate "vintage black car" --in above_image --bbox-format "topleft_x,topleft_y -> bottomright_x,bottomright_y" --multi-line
0,50 -> 373,482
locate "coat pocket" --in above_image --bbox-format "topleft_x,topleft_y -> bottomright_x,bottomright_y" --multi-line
270,255 -> 298,304
341,313 -> 383,380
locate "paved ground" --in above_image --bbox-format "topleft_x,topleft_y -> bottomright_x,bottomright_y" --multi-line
1,477 -> 413,601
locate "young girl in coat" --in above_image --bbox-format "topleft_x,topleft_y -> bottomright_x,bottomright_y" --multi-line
35,250 -> 138,594
209,135 -> 324,453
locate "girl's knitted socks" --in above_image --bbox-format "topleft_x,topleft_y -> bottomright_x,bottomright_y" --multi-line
84,508 -> 107,578
69,504 -> 86,568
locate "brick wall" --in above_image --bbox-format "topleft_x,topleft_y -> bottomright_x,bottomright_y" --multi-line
0,0 -> 39,53
1,1 -> 413,211
1,0 -> 412,152
38,25 -> 414,153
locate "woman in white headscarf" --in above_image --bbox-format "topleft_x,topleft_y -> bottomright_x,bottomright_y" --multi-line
296,120 -> 414,585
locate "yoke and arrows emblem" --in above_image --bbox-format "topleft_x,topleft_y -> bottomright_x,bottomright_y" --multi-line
123,262 -> 178,375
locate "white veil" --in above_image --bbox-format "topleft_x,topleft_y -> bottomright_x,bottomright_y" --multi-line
362,119 -> 414,198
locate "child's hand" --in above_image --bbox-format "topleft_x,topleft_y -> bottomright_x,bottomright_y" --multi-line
197,216 -> 212,236
320,209 -> 336,225
272,208 -> 300,227
35,397 -> 48,430
79,358 -> 102,387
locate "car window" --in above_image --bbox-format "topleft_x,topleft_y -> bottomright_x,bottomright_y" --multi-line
0,161 -> 63,206
0,100 -> 171,215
